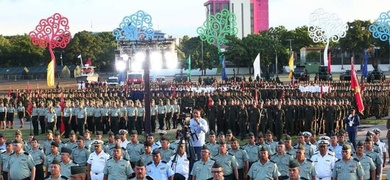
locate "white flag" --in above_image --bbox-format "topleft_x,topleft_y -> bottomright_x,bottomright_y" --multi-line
77,54 -> 82,58
253,53 -> 261,77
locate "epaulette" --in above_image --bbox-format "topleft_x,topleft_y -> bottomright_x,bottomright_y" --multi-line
374,149 -> 380,153
239,146 -> 245,150
123,157 -> 129,161
122,147 -> 126,151
313,152 -> 319,155
84,146 -> 89,149
147,162 -> 153,166
38,147 -> 42,150
210,158 -> 216,161
366,154 -> 372,158
169,147 -> 175,150
60,175 -> 69,179
327,153 -> 334,156
272,153 -> 277,156
158,147 -> 163,150
328,148 -> 333,151
1,151 -> 6,154
306,159 -> 312,162
146,176 -> 154,180
23,152 -> 30,155
73,146 -> 77,149
10,152 -> 15,155
228,152 -> 234,156
161,161 -> 167,164
335,159 -> 341,162
108,157 -> 113,160
269,160 -> 276,163
353,158 -> 359,162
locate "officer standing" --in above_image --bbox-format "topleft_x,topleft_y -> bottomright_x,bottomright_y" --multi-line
270,140 -> 293,179
71,136 -> 90,167
190,145 -> 215,180
242,132 -> 261,168
157,100 -> 167,130
103,144 -> 134,180
45,106 -> 57,132
353,141 -> 376,180
310,139 -> 337,180
45,142 -> 61,176
140,142 -> 153,165
129,160 -> 154,180
146,149 -> 174,180
364,137 -> 382,180
159,137 -> 175,162
7,139 -> 36,180
332,144 -> 364,180
60,147 -> 78,178
228,137 -> 249,180
287,160 -> 301,180
295,144 -> 317,180
0,140 -> 13,180
126,130 -> 144,168
344,109 -> 360,150
205,131 -> 219,158
45,159 -> 68,180
247,146 -> 280,180
87,140 -> 110,180
29,137 -> 45,180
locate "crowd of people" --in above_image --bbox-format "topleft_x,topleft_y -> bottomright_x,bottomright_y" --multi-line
0,78 -> 389,179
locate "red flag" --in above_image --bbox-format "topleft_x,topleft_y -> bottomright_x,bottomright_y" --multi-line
7,87 -> 11,97
327,52 -> 331,73
172,86 -> 177,98
60,93 -> 65,133
350,57 -> 364,114
281,89 -> 285,100
207,97 -> 213,108
241,81 -> 245,90
86,58 -> 91,66
26,81 -> 30,94
291,77 -> 295,87
26,100 -> 33,116
254,90 -> 258,102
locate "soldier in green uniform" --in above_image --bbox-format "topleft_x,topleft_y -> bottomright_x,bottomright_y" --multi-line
364,137 -> 382,179
165,99 -> 173,130
324,100 -> 336,136
71,136 -> 90,167
43,130 -> 54,155
205,130 -> 219,158
126,130 -> 144,168
206,100 -> 218,133
265,130 -> 278,155
0,140 -> 13,180
150,100 -> 158,133
126,100 -> 137,132
129,160 -> 154,180
270,140 -> 293,179
284,100 -> 295,135
29,137 -> 45,180
228,137 -> 249,180
157,100 -> 166,130
158,136 -> 175,162
8,139 -> 36,180
60,147 -> 78,178
273,103 -> 285,140
44,159 -> 69,180
140,142 -> 153,165
213,140 -> 239,180
226,100 -> 238,135
247,146 -> 280,180
190,145 -> 215,180
353,141 -> 376,180
248,102 -> 260,137
295,144 -> 316,180
172,99 -> 180,129
332,144 -> 364,180
45,142 -> 61,176
103,144 -> 134,180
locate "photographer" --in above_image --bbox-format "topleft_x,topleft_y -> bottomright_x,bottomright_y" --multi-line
189,107 -> 209,160
343,109 -> 360,150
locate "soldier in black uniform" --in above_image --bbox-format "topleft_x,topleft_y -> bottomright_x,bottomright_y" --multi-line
226,100 -> 238,134
284,99 -> 295,135
237,102 -> 248,140
248,102 -> 260,137
273,102 -> 285,141
206,100 -> 218,133
216,99 -> 225,134
304,99 -> 315,132
325,100 -> 336,136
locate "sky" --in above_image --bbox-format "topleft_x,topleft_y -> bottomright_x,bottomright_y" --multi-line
1,0 -> 390,38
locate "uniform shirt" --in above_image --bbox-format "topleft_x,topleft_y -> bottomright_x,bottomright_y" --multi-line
44,174 -> 69,180
157,105 -> 166,114
353,154 -> 376,180
205,142 -> 219,158
77,108 -> 86,119
165,105 -> 173,113
43,139 -> 54,155
60,160 -> 78,178
105,142 -> 116,155
146,161 -> 174,180
46,112 -> 57,123
374,140 -> 387,162
265,140 -> 277,155
137,107 -> 145,117
152,142 -> 161,151
45,152 -> 61,169
295,143 -> 314,159
93,107 -> 102,117
38,107 -> 48,117
17,106 -> 25,113
103,157 -> 133,180
29,147 -> 45,165
172,104 -> 180,113
329,144 -> 342,160
159,147 -> 175,163
63,107 -> 72,117
190,158 -> 215,180
332,157 -> 364,180
109,108 -> 119,117
126,107 -> 137,117
0,143 -> 6,153
8,152 -> 35,180
32,107 -> 39,116
271,152 -> 293,176
71,147 -> 90,166
285,147 -> 297,157
213,152 -> 238,176
0,151 -> 13,172
126,141 -> 144,162
0,106 -> 6,113
228,148 -> 249,170
167,152 -> 189,179
65,141 -> 77,150
243,143 -> 261,163
54,106 -> 61,116
247,160 -> 281,180
311,152 -> 337,179
118,106 -> 126,117
298,158 -> 317,180
188,118 -> 209,147
140,153 -> 153,165
109,147 -> 130,160
101,107 -> 109,117
86,106 -> 94,117
87,151 -> 110,174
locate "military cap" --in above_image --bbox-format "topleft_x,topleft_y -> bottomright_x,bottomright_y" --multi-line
146,133 -> 154,137
52,159 -> 60,165
266,130 -> 273,135
113,144 -> 122,150
119,129 -> 128,135
70,130 -> 76,135
318,140 -> 329,146
71,166 -> 86,175
298,132 -> 304,136
158,130 -> 167,135
107,131 -> 115,136
130,130 -> 138,135
226,129 -> 233,134
92,140 -> 104,145
278,140 -> 285,145
365,136 -> 372,142
247,132 -> 254,137
54,131 -> 61,136
357,141 -> 364,147
257,132 -> 264,138
209,130 -> 216,135
260,146 -> 268,151
95,131 -> 103,136
135,159 -> 145,167
46,130 -> 53,134
318,136 -> 330,141
77,136 -> 85,141
219,140 -> 227,145
14,130 -> 22,135
152,148 -> 161,155
337,130 -> 346,136
0,134 -> 3,138
372,128 -> 381,134
366,131 -> 374,137
85,130 -> 91,134
5,140 -> 13,145
51,142 -> 59,148
288,160 -> 300,168
297,144 -> 305,150
329,131 -> 336,137
218,132 -> 225,136
13,139 -> 23,144
212,162 -> 223,169
231,137 -> 238,142
201,145 -> 209,151
160,136 -> 169,141
61,147 -> 72,154
342,144 -> 351,150
115,135 -> 121,140
144,141 -> 152,147
283,135 -> 292,140
303,131 -> 312,137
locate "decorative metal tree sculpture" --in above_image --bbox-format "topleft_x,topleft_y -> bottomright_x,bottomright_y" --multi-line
308,8 -> 348,67
370,11 -> 390,44
29,13 -> 71,86
197,9 -> 238,79
113,10 -> 154,41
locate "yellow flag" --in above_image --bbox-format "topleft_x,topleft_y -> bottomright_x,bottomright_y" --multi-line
47,60 -> 55,86
288,53 -> 294,79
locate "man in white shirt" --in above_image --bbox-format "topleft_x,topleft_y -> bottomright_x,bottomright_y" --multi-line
87,140 -> 110,180
167,141 -> 189,180
188,107 -> 209,160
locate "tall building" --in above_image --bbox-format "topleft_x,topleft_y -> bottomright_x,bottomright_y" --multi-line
204,0 -> 269,39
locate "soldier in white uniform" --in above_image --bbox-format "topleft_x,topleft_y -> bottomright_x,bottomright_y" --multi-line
167,141 -> 189,180
87,140 -> 110,180
310,139 -> 337,180
146,149 -> 174,180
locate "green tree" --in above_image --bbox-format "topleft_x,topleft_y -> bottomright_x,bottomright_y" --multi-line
7,35 -> 45,67
339,20 -> 372,57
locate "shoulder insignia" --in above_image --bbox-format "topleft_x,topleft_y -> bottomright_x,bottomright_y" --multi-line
24,152 -> 30,155
121,147 -> 126,150
84,147 -> 88,149
300,177 -> 309,180
210,158 -> 216,161
146,176 -> 154,180
327,153 -> 334,156
269,160 -> 276,163
73,146 -> 77,149
158,147 -> 163,149
353,158 -> 359,162
169,147 -> 175,150
1,151 -> 6,154
335,159 -> 341,162
61,175 -> 69,179
108,157 -> 113,160
123,157 -> 129,161
306,159 -> 312,162
228,152 -> 234,156
10,152 -> 15,155
161,161 -> 167,164
366,154 -> 372,158
147,162 -> 153,166
239,146 -> 245,150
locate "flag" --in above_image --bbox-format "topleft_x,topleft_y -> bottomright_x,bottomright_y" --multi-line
77,54 -> 82,58
86,58 -> 91,66
221,56 -> 227,81
187,55 -> 191,81
7,87 -> 11,97
172,86 -> 177,98
60,93 -> 65,134
253,53 -> 261,78
327,52 -> 331,73
362,51 -> 368,78
47,60 -> 55,87
26,100 -> 33,116
254,90 -> 258,102
26,81 -> 30,94
288,53 -> 294,79
350,57 -> 364,114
